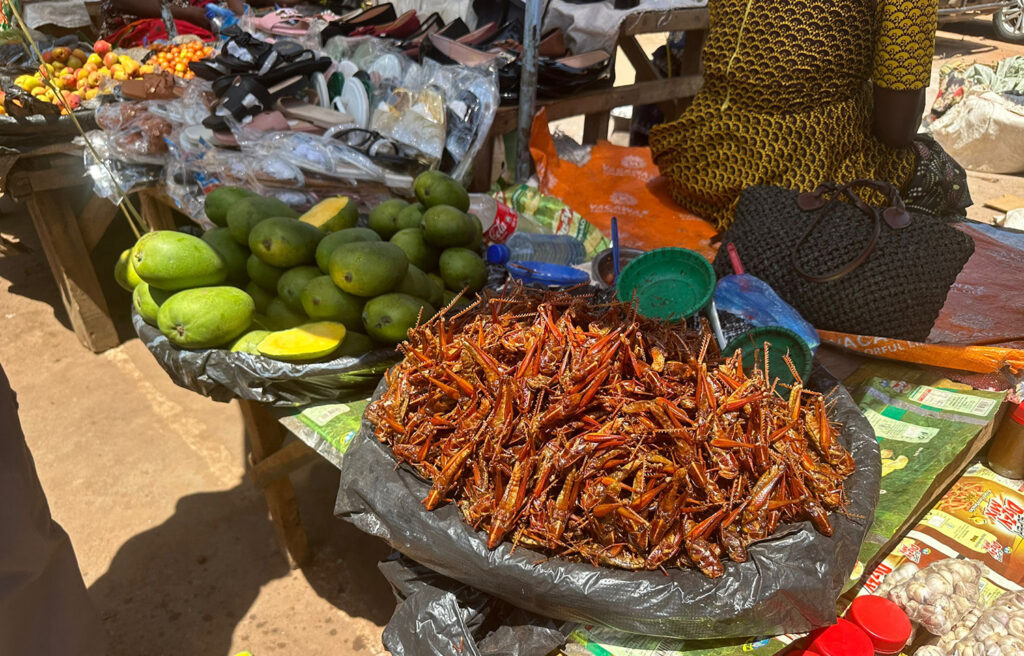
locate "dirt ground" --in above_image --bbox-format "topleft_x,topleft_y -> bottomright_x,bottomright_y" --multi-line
1,16 -> 1023,656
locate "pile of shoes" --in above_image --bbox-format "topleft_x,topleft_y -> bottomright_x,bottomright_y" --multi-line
190,26 -> 332,132
319,2 -> 613,105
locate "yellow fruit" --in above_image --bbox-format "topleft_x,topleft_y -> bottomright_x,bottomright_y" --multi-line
52,61 -> 65,72
113,71 -> 127,81
86,53 -> 102,66
257,322 -> 347,361
85,88 -> 99,100
77,68 -> 88,80
118,55 -> 134,68
139,64 -> 155,75
66,56 -> 84,70
31,86 -> 46,96
98,67 -> 109,76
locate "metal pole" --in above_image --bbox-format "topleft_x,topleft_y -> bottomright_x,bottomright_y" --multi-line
515,0 -> 543,183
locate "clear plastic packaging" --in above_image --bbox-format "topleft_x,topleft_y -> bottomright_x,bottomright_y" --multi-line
886,559 -> 985,636
950,590 -> 1024,656
714,274 -> 820,353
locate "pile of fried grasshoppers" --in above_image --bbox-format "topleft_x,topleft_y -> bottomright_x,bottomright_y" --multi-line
367,287 -> 854,578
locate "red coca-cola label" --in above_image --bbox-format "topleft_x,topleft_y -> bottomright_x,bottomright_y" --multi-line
485,202 -> 518,243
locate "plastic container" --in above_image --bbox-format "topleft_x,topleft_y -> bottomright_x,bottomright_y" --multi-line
486,233 -> 586,266
806,619 -> 875,656
615,247 -> 716,321
845,595 -> 913,655
987,402 -> 1024,479
505,261 -> 591,287
723,326 -> 813,389
469,193 -> 518,244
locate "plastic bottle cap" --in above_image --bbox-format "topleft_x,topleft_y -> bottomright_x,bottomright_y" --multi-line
845,595 -> 911,655
486,243 -> 510,265
806,619 -> 875,656
1011,402 -> 1024,426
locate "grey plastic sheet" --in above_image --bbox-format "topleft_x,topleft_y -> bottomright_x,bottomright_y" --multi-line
134,312 -> 399,407
336,366 -> 881,640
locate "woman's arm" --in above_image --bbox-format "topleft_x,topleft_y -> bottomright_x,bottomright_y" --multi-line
108,0 -> 210,27
873,86 -> 926,147
871,0 -> 938,147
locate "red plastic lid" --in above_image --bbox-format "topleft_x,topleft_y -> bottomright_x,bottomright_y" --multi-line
807,619 -> 875,656
846,595 -> 913,654
1011,402 -> 1024,426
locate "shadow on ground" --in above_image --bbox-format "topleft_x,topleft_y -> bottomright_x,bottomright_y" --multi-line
0,203 -> 138,343
87,449 -> 395,655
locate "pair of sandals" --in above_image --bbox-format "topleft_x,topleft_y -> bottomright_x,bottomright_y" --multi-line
190,27 -> 331,131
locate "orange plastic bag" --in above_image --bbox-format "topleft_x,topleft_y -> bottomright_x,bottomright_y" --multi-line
529,109 -> 718,259
819,330 -> 1024,375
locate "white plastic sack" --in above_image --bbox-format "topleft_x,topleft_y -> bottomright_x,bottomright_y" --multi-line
932,90 -> 1024,174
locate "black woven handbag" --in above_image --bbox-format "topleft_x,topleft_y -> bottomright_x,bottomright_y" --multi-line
712,181 -> 976,341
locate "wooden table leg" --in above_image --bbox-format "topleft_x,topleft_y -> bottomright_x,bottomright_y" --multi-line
238,400 -> 310,568
137,189 -> 178,232
582,112 -> 611,144
24,191 -> 119,353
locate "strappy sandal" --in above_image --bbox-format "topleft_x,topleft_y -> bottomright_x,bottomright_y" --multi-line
203,74 -> 309,130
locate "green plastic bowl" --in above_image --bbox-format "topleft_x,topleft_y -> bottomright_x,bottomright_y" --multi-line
615,247 -> 716,321
723,326 -> 813,392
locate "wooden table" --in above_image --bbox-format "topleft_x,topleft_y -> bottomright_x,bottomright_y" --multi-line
3,143 -> 175,353
471,6 -> 708,191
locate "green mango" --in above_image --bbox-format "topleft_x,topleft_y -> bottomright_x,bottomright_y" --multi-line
336,330 -> 374,357
204,186 -> 255,227
300,276 -> 365,331
329,241 -> 409,297
315,227 -> 382,273
227,196 -> 298,245
114,248 -> 143,292
245,281 -> 274,315
395,202 -> 425,231
131,230 -> 227,291
230,330 -> 271,354
299,196 -> 358,233
367,198 -> 410,239
395,264 -> 438,306
201,227 -> 249,285
246,254 -> 285,292
132,282 -> 172,326
157,286 -> 254,349
276,266 -> 321,311
413,170 -> 470,212
249,217 -> 324,268
265,298 -> 307,330
390,227 -> 439,272
439,247 -> 487,293
362,293 -> 435,344
423,205 -> 474,249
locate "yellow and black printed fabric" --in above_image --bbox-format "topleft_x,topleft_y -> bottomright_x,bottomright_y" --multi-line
650,0 -> 938,228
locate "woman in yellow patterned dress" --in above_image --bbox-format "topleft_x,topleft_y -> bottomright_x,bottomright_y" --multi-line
649,0 -> 970,229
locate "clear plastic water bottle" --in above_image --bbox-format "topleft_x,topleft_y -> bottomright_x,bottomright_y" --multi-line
486,233 -> 587,266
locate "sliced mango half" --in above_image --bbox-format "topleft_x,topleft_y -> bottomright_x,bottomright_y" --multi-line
257,321 -> 346,362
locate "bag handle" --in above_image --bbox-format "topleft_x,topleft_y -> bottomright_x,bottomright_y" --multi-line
791,180 -> 910,283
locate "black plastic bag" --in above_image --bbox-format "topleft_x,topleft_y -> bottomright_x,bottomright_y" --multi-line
336,367 -> 881,639
134,313 -> 399,406
379,553 -> 564,656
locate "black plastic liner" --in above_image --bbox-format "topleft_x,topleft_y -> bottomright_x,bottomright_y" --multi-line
379,553 -> 564,656
336,367 -> 881,640
134,312 -> 399,406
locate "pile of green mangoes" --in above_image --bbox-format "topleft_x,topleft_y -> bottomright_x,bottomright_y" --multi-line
115,171 -> 486,362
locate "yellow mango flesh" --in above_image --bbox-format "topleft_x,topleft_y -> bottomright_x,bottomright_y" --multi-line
299,196 -> 357,233
257,321 -> 346,361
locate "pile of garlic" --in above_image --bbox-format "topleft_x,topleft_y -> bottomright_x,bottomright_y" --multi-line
886,560 -> 984,636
